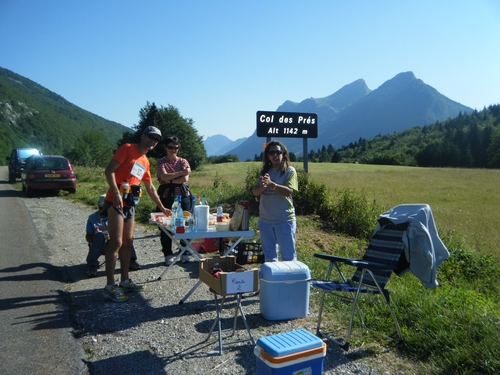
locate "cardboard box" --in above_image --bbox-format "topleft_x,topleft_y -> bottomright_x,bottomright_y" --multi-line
199,255 -> 259,296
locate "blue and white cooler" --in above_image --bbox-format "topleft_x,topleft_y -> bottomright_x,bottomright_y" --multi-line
260,261 -> 311,320
254,328 -> 326,375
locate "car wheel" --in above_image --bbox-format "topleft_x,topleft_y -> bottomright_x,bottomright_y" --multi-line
8,173 -> 15,183
22,183 -> 26,192
26,186 -> 34,198
68,188 -> 76,194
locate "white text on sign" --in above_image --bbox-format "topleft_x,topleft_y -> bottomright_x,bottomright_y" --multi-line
256,111 -> 318,138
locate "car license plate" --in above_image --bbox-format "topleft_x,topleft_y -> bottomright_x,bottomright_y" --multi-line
45,174 -> 61,178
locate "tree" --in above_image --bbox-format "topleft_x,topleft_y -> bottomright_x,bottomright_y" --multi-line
117,102 -> 207,170
66,131 -> 114,167
487,127 -> 500,168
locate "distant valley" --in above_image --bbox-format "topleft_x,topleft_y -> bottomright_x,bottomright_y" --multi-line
203,134 -> 247,156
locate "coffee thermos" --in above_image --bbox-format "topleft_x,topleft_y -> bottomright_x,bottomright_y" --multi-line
239,200 -> 249,230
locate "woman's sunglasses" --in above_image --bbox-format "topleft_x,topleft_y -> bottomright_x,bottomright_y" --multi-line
167,145 -> 179,150
268,150 -> 283,156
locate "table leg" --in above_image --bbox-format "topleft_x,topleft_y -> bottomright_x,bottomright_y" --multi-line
221,236 -> 245,256
238,294 -> 255,346
205,291 -> 254,355
179,280 -> 203,305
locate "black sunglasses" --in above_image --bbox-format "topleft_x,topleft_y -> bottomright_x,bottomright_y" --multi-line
147,134 -> 161,142
268,150 -> 283,156
167,145 -> 179,150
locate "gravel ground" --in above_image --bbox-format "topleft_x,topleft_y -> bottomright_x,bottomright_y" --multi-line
24,195 -> 399,375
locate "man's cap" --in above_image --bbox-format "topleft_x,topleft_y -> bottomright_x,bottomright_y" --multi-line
97,194 -> 106,207
143,126 -> 162,139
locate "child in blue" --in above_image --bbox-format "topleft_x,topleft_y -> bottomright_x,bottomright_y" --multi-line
85,195 -> 139,277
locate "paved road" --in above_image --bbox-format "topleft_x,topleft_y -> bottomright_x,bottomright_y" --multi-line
0,166 -> 87,374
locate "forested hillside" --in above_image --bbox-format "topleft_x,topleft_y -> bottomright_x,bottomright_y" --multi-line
0,67 -> 130,164
302,104 -> 500,168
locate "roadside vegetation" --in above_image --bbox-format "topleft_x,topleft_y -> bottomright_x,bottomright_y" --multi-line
39,161 -> 499,375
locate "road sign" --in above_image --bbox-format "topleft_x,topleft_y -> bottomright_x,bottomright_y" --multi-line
256,111 -> 318,138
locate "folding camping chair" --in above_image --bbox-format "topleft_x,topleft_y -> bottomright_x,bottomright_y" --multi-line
311,222 -> 409,351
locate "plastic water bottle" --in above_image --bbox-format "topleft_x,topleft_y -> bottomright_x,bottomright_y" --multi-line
174,196 -> 185,233
190,195 -> 197,232
202,194 -> 209,206
217,204 -> 223,222
195,195 -> 202,206
171,195 -> 179,212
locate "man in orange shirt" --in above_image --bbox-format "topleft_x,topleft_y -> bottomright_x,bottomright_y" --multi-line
102,126 -> 171,302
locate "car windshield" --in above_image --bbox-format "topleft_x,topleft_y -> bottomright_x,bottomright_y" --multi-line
19,149 -> 40,159
33,157 -> 69,170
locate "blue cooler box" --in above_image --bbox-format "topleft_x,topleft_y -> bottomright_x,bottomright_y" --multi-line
260,261 -> 311,320
254,329 -> 326,375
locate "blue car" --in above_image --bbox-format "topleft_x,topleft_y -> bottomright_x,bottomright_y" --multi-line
7,148 -> 42,182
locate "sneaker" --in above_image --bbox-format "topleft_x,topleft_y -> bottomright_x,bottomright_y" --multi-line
103,285 -> 129,302
165,255 -> 175,266
129,261 -> 141,271
120,279 -> 146,292
86,265 -> 98,278
181,254 -> 190,263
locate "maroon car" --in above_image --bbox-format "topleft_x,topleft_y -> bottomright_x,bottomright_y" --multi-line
21,155 -> 76,197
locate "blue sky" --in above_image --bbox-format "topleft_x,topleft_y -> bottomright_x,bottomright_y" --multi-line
1,1 -> 499,141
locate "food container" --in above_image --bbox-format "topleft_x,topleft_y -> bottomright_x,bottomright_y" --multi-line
215,222 -> 230,231
162,217 -> 172,227
149,212 -> 165,224
208,214 -> 216,227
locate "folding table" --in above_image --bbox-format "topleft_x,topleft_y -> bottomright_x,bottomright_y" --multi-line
154,224 -> 255,304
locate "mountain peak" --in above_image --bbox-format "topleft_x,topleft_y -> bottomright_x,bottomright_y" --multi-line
224,72 -> 473,160
377,71 -> 421,91
276,78 -> 371,115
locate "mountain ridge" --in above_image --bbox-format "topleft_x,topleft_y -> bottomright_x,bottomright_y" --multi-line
223,71 -> 473,159
1,66 -> 476,164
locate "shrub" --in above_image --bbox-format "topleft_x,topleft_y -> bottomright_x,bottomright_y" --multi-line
293,170 -> 332,218
330,188 -> 381,240
439,247 -> 500,295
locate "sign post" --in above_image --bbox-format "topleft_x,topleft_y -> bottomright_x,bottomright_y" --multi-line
256,111 -> 318,172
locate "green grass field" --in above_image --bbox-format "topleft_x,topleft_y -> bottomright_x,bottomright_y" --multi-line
193,162 -> 500,258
